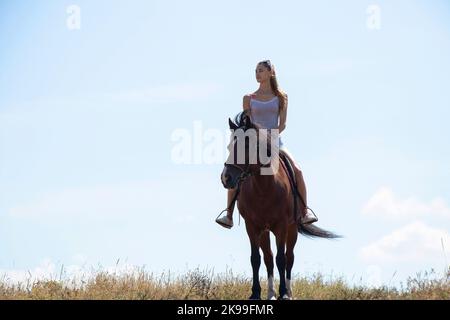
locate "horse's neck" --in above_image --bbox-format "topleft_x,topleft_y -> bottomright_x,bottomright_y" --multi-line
250,170 -> 281,195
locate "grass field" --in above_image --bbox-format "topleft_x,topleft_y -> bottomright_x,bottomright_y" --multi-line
1,266 -> 448,300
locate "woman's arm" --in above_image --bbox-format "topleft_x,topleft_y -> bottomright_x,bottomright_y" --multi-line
243,94 -> 251,112
278,94 -> 288,133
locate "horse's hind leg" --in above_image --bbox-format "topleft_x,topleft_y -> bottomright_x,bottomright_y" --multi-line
286,224 -> 298,299
260,230 -> 276,300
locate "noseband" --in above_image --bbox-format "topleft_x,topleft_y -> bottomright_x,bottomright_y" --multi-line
224,163 -> 253,183
224,158 -> 272,184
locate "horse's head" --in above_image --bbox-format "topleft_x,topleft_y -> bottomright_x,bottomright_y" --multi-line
221,110 -> 276,189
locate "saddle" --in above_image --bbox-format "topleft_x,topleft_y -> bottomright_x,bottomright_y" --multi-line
278,152 -> 305,223
221,151 -> 306,226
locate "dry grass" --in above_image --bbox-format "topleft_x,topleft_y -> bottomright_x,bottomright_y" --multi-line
0,266 -> 448,300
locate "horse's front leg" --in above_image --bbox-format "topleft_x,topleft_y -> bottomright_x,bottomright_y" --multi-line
249,242 -> 261,300
246,223 -> 262,300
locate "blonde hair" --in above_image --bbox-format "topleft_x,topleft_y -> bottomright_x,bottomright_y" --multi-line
258,60 -> 287,113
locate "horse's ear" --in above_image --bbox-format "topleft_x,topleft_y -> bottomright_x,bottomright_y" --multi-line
229,118 -> 238,130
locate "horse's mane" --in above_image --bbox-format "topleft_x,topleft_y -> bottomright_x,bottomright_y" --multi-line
232,110 -> 255,130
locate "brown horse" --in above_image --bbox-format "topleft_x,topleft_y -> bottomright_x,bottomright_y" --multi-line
221,111 -> 340,300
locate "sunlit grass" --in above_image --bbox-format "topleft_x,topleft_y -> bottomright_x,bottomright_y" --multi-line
0,266 -> 448,300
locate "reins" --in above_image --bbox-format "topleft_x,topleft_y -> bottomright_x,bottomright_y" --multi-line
216,156 -> 272,226
218,153 -> 318,227
216,163 -> 252,226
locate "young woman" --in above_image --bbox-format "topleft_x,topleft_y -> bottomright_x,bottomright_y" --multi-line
216,59 -> 318,229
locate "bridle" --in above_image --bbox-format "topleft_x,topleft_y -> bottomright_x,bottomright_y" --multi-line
224,158 -> 271,184
224,163 -> 253,184
217,146 -> 273,225
223,123 -> 273,183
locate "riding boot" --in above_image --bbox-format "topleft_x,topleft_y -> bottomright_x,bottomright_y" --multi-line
292,167 -> 318,225
216,189 -> 236,229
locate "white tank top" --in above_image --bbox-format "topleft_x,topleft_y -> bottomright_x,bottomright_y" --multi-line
249,95 -> 284,148
249,95 -> 279,129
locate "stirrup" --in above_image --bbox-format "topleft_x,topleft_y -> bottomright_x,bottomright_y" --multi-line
300,207 -> 318,225
216,215 -> 233,229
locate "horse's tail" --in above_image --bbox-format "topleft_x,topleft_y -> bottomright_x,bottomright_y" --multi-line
298,224 -> 342,239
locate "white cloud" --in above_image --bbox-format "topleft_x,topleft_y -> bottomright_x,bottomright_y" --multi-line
0,82 -> 223,124
106,82 -> 224,104
6,171 -> 219,223
8,181 -> 159,221
0,258 -> 137,286
362,186 -> 450,220
300,59 -> 374,76
0,259 -> 56,284
360,221 -> 450,264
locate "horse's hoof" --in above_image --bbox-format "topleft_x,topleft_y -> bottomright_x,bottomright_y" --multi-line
249,295 -> 261,300
278,294 -> 291,300
267,295 -> 277,300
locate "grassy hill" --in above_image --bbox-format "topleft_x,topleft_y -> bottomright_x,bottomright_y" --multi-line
1,267 -> 448,300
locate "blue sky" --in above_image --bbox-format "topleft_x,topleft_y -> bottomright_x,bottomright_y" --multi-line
1,0 -> 449,288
